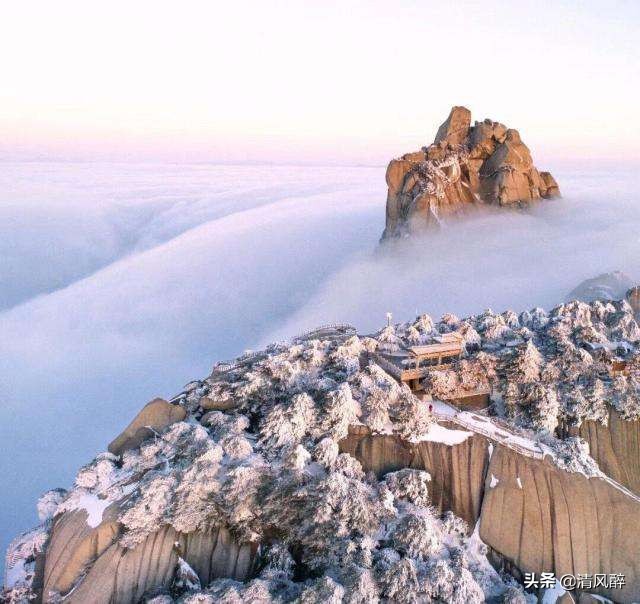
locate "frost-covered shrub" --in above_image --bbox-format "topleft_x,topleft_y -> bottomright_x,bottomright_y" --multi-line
331,453 -> 365,480
312,437 -> 337,469
298,576 -> 344,604
283,444 -> 311,473
378,557 -> 420,603
526,384 -> 560,434
361,385 -> 391,433
612,375 -> 640,420
550,436 -> 600,476
201,579 -> 246,603
506,341 -> 544,384
392,387 -> 432,441
423,558 -> 485,604
172,556 -> 201,595
217,465 -> 264,541
37,488 -> 67,522
321,384 -> 360,440
383,469 -> 431,508
391,513 -> 442,559
329,337 -> 364,377
222,433 -> 254,460
341,568 -> 379,604
116,420 -> 265,546
375,325 -> 403,352
1,585 -> 39,603
75,454 -> 119,491
501,585 -> 532,603
506,382 -> 560,434
442,510 -> 468,537
262,470 -> 392,572
259,542 -> 295,581
258,393 -> 317,455
120,474 -> 178,546
412,313 -> 435,335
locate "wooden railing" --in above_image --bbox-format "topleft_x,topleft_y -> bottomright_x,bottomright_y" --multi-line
293,323 -> 357,342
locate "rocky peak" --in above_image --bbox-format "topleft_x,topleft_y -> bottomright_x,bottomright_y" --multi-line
434,105 -> 472,146
382,106 -> 560,239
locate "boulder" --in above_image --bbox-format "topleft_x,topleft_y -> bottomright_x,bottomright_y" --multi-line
108,398 -> 186,456
43,504 -> 121,598
381,106 -> 560,239
199,394 -> 237,411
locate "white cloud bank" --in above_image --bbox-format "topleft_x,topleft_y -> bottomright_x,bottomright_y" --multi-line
0,162 -> 639,568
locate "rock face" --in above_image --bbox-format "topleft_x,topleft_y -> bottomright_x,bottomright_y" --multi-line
626,286 -> 640,318
42,506 -> 256,603
481,446 -> 640,604
108,398 -> 186,456
341,425 -> 640,603
340,424 -> 488,527
579,408 -> 640,496
382,106 -> 560,239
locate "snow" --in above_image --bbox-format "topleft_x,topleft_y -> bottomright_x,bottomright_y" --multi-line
5,559 -> 27,590
417,423 -> 473,445
587,340 -> 633,352
3,526 -> 48,590
464,519 -> 506,600
541,579 -> 566,603
431,400 -> 457,417
7,292 -> 640,599
74,492 -> 112,528
587,594 -> 613,603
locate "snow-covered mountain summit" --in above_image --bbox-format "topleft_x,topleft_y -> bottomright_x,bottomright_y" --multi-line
5,296 -> 640,603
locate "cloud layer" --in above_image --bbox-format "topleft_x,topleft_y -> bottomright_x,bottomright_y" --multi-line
1,162 -> 639,567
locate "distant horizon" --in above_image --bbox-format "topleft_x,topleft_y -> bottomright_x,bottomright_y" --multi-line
2,1 -> 639,167
1,154 -> 639,171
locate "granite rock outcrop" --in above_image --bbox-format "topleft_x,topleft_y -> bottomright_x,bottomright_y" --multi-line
341,423 -> 640,603
382,106 -> 560,239
108,398 -> 186,456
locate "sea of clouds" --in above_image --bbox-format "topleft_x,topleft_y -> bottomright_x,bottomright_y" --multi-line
1,161 -> 639,567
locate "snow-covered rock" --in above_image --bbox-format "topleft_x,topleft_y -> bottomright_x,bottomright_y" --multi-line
6,295 -> 640,603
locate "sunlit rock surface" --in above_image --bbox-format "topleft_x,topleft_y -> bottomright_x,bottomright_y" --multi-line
342,426 -> 640,604
382,105 -> 560,239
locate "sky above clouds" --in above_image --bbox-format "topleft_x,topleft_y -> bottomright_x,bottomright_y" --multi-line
1,0 -> 639,165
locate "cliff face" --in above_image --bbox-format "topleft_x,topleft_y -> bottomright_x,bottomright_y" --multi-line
482,445 -> 640,604
42,505 -> 256,603
340,424 -> 488,527
382,106 -> 560,239
341,425 -> 640,604
579,409 -> 640,496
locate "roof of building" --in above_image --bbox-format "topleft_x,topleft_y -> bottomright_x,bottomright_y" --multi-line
407,341 -> 463,357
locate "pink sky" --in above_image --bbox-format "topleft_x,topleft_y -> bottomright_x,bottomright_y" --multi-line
1,0 -> 639,165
